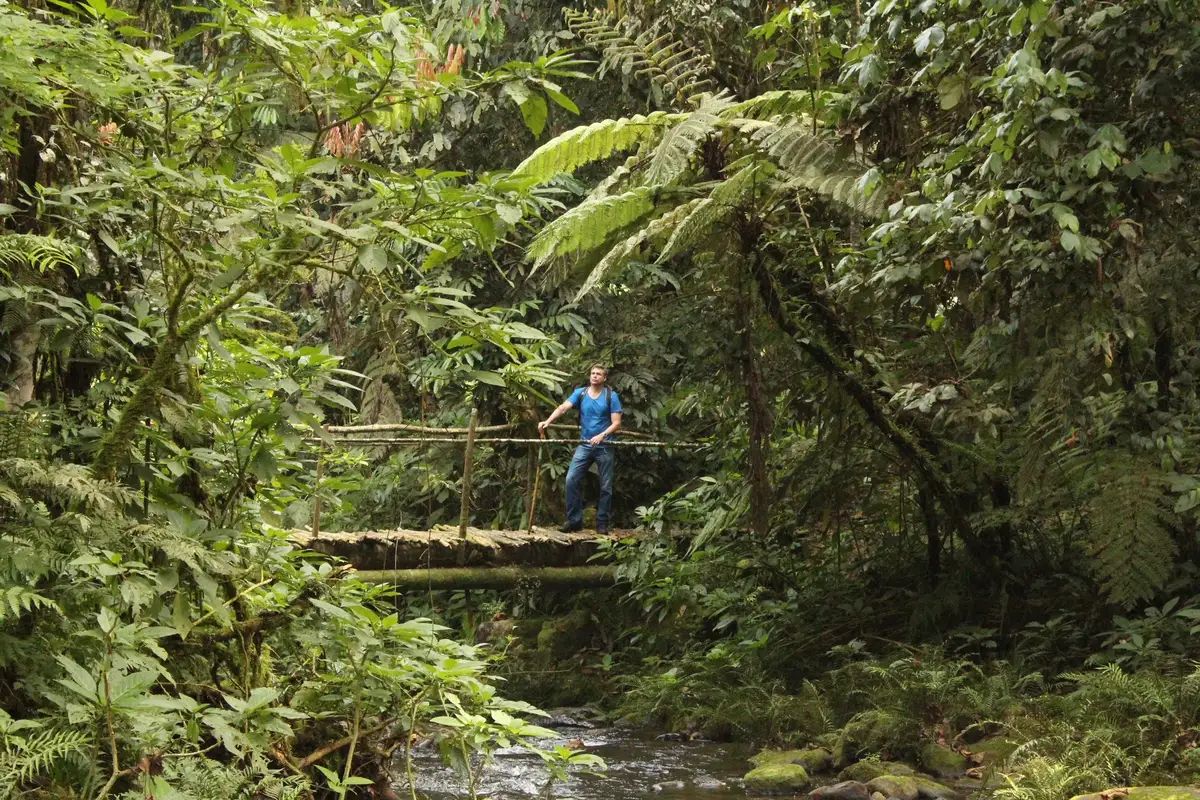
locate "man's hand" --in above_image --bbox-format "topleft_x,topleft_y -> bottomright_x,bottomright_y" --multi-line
587,433 -> 606,446
538,420 -> 551,433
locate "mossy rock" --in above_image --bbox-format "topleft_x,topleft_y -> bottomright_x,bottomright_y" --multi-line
744,763 -> 811,795
866,775 -> 920,800
913,776 -> 962,800
811,780 -> 872,800
918,743 -> 969,778
752,747 -> 834,774
534,609 -> 596,659
1070,789 -> 1200,800
839,762 -> 916,783
964,736 -> 1017,766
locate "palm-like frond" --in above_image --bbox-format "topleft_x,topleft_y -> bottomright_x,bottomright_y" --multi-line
509,113 -> 682,186
0,235 -> 79,276
564,9 -> 717,106
528,188 -> 658,269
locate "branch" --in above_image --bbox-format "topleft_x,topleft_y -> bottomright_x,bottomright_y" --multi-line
297,717 -> 393,770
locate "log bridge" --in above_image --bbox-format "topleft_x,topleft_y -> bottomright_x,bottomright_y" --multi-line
291,526 -> 625,589
295,411 -> 695,590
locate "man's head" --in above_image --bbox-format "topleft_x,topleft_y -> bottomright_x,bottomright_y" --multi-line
588,364 -> 608,387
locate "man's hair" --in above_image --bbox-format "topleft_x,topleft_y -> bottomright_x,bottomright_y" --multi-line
589,364 -> 609,376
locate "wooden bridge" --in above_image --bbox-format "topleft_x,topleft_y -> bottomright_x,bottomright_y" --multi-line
295,411 -> 698,589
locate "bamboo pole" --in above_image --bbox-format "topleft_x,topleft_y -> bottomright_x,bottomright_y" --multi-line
310,437 -> 703,448
324,422 -> 656,439
527,426 -> 545,533
312,450 -> 324,539
458,408 -> 479,539
353,565 -> 616,590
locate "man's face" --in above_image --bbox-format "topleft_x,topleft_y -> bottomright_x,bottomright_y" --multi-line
589,368 -> 607,386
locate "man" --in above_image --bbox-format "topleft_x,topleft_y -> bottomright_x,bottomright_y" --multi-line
538,365 -> 622,533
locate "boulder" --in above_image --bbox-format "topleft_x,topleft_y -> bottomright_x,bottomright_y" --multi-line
839,762 -> 916,783
866,776 -> 921,800
918,743 -> 969,778
652,781 -> 686,792
1070,789 -> 1200,800
744,764 -> 811,795
752,748 -> 834,774
695,776 -> 729,791
871,794 -> 886,800
913,776 -> 962,800
963,736 -> 1017,767
811,780 -> 872,800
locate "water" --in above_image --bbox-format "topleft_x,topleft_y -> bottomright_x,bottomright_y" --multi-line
402,724 -> 757,800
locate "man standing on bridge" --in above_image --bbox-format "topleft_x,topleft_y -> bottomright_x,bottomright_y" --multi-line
538,364 -> 623,534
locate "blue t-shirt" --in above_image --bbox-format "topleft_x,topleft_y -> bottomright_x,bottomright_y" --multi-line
568,386 -> 622,441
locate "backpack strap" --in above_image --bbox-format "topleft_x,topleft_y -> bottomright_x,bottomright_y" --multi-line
605,386 -> 611,416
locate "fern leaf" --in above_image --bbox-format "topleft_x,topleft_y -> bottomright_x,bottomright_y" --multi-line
574,198 -> 705,300
0,235 -> 79,276
528,188 -> 657,269
642,93 -> 735,186
1085,455 -> 1176,607
510,113 -> 682,185
564,9 -> 717,106
659,163 -> 763,262
743,117 -> 886,217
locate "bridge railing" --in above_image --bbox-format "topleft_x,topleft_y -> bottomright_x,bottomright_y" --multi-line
307,409 -> 702,540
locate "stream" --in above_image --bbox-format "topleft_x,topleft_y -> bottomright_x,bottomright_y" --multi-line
404,724 -> 757,800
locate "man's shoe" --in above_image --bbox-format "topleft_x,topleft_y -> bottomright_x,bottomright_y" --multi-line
596,526 -> 609,535
558,523 -> 583,533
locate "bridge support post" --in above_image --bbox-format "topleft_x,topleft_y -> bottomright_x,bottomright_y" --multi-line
312,448 -> 324,540
458,407 -> 479,539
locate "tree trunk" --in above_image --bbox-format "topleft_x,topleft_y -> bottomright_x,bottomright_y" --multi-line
917,482 -> 940,588
353,566 -> 616,590
4,324 -> 39,407
734,254 -> 772,538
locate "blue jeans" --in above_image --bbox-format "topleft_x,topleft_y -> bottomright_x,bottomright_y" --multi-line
565,444 -> 614,529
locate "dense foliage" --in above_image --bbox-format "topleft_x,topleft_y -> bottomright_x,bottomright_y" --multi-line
3,0 -> 1200,796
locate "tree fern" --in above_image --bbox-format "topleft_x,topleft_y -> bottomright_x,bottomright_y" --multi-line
1085,455 -> 1176,608
509,113 -> 682,185
528,188 -> 658,269
563,9 -> 717,106
574,198 -> 705,300
658,162 -> 764,263
642,93 -> 734,186
742,116 -> 886,217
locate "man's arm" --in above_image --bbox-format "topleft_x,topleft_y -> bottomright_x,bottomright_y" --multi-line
538,400 -> 575,432
587,412 -> 622,446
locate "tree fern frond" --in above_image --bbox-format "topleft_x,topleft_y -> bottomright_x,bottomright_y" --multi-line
734,117 -> 881,216
586,154 -> 643,202
528,188 -> 657,269
642,92 -> 736,186
659,163 -> 763,262
724,90 -> 828,120
574,198 -> 706,301
0,235 -> 79,276
509,113 -> 682,185
1085,455 -> 1175,607
0,724 -> 89,796
564,9 -> 717,106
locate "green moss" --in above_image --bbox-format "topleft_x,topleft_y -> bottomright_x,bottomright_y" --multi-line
839,761 -> 916,782
1070,789 -> 1200,800
965,736 -> 1017,766
918,742 -> 968,778
913,776 -> 961,800
743,763 -> 811,795
751,747 -> 833,773
866,775 -> 920,800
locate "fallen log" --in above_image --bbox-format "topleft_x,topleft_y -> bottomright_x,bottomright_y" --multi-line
354,565 -> 616,590
292,526 -> 627,571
